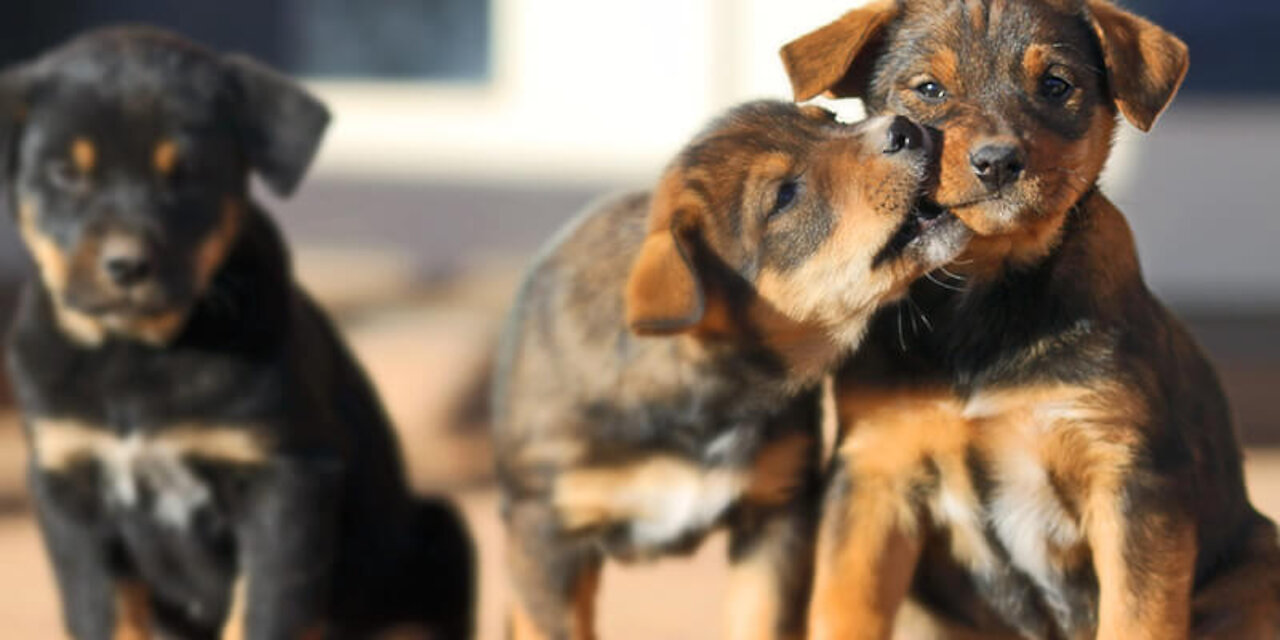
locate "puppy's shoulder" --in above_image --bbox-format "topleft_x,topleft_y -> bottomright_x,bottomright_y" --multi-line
513,190 -> 650,310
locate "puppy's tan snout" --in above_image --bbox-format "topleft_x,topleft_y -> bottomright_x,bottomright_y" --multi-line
99,234 -> 154,288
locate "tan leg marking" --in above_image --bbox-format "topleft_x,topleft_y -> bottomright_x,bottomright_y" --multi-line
507,566 -> 599,640
221,576 -> 247,640
72,137 -> 96,174
113,581 -> 151,640
811,389 -> 969,640
153,140 -> 179,176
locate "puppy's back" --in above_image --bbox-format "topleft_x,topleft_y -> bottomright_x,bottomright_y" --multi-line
492,191 -> 650,469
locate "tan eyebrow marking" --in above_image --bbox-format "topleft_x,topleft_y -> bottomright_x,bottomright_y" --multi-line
71,137 -> 96,173
153,139 -> 179,176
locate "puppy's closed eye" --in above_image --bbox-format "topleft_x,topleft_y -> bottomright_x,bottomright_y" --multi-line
769,180 -> 801,219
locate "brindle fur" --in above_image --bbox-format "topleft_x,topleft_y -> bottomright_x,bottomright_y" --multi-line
493,102 -> 969,640
783,1 -> 1280,638
1,27 -> 474,639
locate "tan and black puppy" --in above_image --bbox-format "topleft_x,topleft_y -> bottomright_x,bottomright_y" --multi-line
2,27 -> 474,639
782,1 -> 1280,639
492,101 -> 970,640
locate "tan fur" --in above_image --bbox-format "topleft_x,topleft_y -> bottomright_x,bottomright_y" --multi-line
553,456 -> 744,533
929,48 -> 960,91
952,106 -> 1117,272
32,417 -> 271,473
726,541 -> 801,640
17,201 -> 108,346
507,566 -> 599,640
500,106 -> 968,640
113,581 -> 151,640
780,0 -> 899,101
153,139 -> 179,176
1087,0 -> 1190,132
744,432 -> 816,507
221,577 -> 247,640
195,197 -> 244,291
72,137 -> 97,174
813,381 -> 1172,638
17,195 -> 234,347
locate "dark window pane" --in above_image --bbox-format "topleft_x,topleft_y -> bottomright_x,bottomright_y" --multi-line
0,0 -> 490,82
1123,0 -> 1280,96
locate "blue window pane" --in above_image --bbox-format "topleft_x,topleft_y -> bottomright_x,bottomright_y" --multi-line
0,0 -> 490,82
1124,0 -> 1280,95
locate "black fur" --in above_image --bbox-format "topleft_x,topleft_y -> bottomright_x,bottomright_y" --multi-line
3,26 -> 473,639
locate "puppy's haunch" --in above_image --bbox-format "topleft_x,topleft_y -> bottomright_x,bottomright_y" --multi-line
493,101 -> 969,639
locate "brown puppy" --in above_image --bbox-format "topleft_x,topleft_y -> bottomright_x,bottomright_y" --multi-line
492,101 -> 970,640
782,1 -> 1280,639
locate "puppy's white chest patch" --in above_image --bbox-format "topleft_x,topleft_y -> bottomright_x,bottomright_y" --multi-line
32,418 -> 268,529
947,390 -> 1098,617
554,453 -> 751,553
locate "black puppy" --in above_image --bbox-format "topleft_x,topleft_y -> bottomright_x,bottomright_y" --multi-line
1,27 -> 474,639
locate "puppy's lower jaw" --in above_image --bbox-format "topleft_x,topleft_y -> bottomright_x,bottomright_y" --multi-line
54,304 -> 188,348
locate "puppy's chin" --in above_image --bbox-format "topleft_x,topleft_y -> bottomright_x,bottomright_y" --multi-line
950,198 -> 1028,236
910,215 -> 971,270
63,282 -> 196,328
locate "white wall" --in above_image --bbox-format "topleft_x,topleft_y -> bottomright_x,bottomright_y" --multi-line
307,0 -> 875,186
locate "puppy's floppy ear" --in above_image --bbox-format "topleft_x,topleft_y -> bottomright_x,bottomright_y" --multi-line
1087,0 -> 1189,132
626,171 -> 706,336
223,54 -> 331,197
780,0 -> 899,102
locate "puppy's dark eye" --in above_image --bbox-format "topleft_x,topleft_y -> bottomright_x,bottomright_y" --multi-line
770,180 -> 800,217
915,81 -> 947,103
1039,75 -> 1074,102
46,161 -> 85,192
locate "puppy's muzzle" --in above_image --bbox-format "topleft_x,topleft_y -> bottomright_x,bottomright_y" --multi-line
99,234 -> 154,289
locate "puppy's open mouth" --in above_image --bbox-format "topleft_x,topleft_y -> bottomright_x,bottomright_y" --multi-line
871,197 -> 955,268
911,198 -> 948,230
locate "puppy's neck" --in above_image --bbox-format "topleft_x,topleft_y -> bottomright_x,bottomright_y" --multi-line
906,189 -> 1146,376
948,187 -> 1101,282
688,302 -> 858,391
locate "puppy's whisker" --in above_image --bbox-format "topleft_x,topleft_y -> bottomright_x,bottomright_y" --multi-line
907,296 -> 933,333
938,267 -> 967,283
925,272 -> 967,293
896,306 -> 908,352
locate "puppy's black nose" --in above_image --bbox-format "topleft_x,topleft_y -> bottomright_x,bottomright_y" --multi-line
970,143 -> 1026,190
883,116 -> 925,154
104,256 -> 152,287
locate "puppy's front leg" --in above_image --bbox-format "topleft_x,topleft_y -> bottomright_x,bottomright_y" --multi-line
726,498 -> 818,640
725,428 -> 821,640
228,457 -> 342,640
807,457 -> 923,640
1088,488 -> 1195,640
30,467 -> 144,640
505,501 -> 603,640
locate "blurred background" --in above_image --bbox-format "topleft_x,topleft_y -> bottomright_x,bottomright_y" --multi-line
0,0 -> 1274,637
